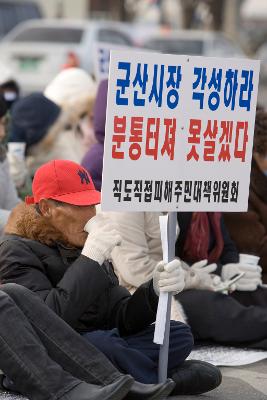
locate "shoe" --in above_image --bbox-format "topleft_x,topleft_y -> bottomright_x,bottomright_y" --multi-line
124,379 -> 175,400
62,374 -> 134,400
171,360 -> 222,395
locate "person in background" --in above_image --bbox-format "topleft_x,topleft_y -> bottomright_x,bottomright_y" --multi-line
175,212 -> 239,270
106,208 -> 267,349
105,210 -> 225,314
224,108 -> 267,282
82,79 -> 108,191
103,210 -> 189,323
44,68 -> 97,153
0,160 -> 222,396
108,212 -> 164,293
174,211 -> 267,348
6,93 -> 62,197
0,94 -> 20,236
0,61 -> 20,109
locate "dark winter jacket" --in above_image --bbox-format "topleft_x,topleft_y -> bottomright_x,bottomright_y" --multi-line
0,203 -> 158,335
224,158 -> 267,282
81,79 -> 108,191
175,212 -> 239,271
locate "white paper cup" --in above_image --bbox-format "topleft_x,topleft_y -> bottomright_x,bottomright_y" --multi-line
239,253 -> 259,265
8,142 -> 26,161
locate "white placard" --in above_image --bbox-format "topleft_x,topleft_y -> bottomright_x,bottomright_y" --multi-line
101,50 -> 260,212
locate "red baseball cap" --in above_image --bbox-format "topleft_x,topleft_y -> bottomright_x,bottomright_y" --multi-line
25,160 -> 101,206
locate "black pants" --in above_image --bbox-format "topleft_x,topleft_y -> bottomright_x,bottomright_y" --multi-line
176,286 -> 267,349
0,283 -> 124,400
83,321 -> 193,384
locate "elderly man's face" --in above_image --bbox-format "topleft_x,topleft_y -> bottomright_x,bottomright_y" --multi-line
39,199 -> 96,248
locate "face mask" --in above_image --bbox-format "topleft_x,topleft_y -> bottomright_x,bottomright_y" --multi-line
4,91 -> 17,101
3,91 -> 18,109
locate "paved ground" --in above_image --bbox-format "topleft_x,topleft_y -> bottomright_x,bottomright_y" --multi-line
1,360 -> 267,399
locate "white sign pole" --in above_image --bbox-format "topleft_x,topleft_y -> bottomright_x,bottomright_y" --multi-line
158,211 -> 177,382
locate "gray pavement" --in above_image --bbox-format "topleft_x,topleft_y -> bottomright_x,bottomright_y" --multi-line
1,360 -> 267,400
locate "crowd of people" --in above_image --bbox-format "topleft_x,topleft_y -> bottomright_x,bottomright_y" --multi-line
0,64 -> 266,400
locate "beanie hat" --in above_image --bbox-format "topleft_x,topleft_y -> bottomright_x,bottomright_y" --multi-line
9,93 -> 61,148
44,68 -> 96,120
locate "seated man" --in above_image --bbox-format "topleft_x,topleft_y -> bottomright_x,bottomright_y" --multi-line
0,283 -> 175,400
0,159 -> 221,396
109,210 -> 267,349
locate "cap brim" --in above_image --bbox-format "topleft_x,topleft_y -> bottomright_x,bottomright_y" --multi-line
50,189 -> 101,206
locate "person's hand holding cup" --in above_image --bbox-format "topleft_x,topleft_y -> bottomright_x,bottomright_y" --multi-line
222,253 -> 262,292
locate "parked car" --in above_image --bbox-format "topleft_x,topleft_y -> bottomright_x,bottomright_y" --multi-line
141,30 -> 245,58
0,19 -> 134,93
0,0 -> 41,38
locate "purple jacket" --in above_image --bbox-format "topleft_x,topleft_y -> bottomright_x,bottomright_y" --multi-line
81,79 -> 108,191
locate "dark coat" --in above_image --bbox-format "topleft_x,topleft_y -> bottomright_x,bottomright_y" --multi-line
175,212 -> 239,270
0,204 -> 158,336
224,158 -> 267,282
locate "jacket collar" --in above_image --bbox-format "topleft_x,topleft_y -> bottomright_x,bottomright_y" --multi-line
4,202 -> 71,247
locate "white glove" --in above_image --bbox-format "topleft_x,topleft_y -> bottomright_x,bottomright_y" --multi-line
221,263 -> 262,291
153,259 -> 185,296
182,259 -> 221,290
82,214 -> 122,265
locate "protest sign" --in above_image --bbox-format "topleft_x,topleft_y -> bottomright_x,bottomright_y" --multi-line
101,50 -> 260,212
101,49 -> 260,382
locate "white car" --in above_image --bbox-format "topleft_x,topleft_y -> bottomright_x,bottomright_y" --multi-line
141,30 -> 245,58
0,19 -> 133,93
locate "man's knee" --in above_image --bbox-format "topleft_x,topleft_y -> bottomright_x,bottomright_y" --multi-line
0,283 -> 32,302
0,285 -> 18,310
0,286 -> 13,302
0,282 -> 22,296
170,321 -> 194,355
84,329 -> 122,355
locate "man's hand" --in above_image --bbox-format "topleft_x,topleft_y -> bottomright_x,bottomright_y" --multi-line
222,263 -> 262,291
82,214 -> 121,265
182,259 -> 221,290
153,259 -> 185,296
